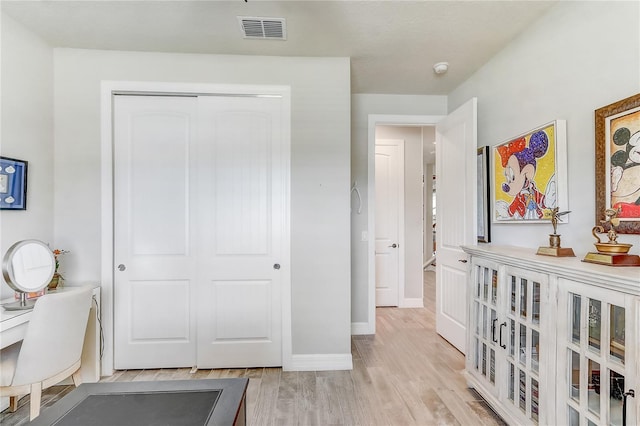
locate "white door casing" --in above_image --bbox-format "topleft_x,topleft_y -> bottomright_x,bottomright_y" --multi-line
435,98 -> 478,354
113,95 -> 198,369
195,96 -> 284,368
110,88 -> 291,374
375,140 -> 404,307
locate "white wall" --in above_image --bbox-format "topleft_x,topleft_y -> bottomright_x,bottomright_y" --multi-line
0,13 -> 54,299
449,0 -> 640,252
350,94 -> 447,327
52,49 -> 352,359
375,125 -> 423,304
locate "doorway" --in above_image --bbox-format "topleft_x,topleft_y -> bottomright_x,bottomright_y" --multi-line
367,115 -> 444,331
367,101 -> 476,351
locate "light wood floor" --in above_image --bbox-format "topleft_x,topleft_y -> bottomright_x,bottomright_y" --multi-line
1,271 -> 505,425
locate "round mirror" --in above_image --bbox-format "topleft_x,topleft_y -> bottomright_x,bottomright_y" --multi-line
2,240 -> 55,310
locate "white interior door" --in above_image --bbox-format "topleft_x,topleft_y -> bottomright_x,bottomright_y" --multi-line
114,95 -> 198,369
375,140 -> 404,307
195,96 -> 284,368
435,98 -> 477,354
114,93 -> 287,369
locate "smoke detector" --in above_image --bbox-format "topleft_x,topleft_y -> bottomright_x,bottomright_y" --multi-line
433,62 -> 449,75
238,17 -> 286,40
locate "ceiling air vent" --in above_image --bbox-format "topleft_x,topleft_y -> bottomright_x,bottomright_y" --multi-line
238,16 -> 286,40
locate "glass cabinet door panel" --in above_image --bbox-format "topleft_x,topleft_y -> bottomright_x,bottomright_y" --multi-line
520,279 -> 528,319
531,330 -> 539,373
520,324 -> 527,366
570,350 -> 580,402
490,309 -> 497,343
531,377 -> 539,424
483,305 -> 488,339
587,358 -> 600,417
491,269 -> 498,306
509,362 -> 515,402
482,343 -> 487,376
483,271 -> 489,301
519,369 -> 527,412
490,348 -> 496,384
572,294 -> 581,345
511,276 -> 516,314
482,267 -> 488,298
609,305 -> 625,364
588,298 -> 602,352
569,406 -> 579,426
510,319 -> 515,357
609,371 -> 625,426
533,281 -> 541,324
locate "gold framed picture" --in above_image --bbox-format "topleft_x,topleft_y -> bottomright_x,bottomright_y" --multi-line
595,93 -> 640,234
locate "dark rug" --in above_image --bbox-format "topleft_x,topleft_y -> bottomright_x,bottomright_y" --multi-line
51,390 -> 221,426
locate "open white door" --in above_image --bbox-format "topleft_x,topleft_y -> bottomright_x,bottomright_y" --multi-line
435,98 -> 477,354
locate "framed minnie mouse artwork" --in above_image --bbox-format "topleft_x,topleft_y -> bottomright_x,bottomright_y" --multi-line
491,120 -> 568,224
595,93 -> 640,234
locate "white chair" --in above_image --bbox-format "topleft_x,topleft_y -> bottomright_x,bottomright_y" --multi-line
0,286 -> 93,420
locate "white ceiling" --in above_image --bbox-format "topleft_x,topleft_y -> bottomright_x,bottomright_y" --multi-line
2,0 -> 558,95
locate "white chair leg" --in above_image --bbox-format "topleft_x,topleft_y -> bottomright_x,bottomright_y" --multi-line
9,395 -> 19,412
29,383 -> 42,421
72,369 -> 83,387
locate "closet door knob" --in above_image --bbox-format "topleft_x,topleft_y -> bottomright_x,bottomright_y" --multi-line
273,264 -> 281,270
117,264 -> 126,271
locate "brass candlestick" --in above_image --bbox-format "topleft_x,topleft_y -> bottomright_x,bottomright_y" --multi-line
537,208 -> 575,257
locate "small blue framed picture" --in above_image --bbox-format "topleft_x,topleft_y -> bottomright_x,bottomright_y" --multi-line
0,157 -> 28,210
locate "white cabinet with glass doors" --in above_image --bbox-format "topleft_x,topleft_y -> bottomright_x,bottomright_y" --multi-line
467,257 -> 551,425
556,278 -> 637,426
462,245 -> 639,426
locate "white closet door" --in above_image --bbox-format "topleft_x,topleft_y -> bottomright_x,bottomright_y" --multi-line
375,140 -> 404,307
195,96 -> 285,368
113,95 -> 198,369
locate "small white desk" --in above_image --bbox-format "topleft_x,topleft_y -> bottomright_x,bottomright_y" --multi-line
0,307 -> 32,349
0,285 -> 101,411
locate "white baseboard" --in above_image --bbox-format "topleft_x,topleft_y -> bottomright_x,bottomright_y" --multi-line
287,353 -> 353,371
400,298 -> 424,308
351,321 -> 374,335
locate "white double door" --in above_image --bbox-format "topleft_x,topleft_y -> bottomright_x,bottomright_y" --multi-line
113,94 -> 287,369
